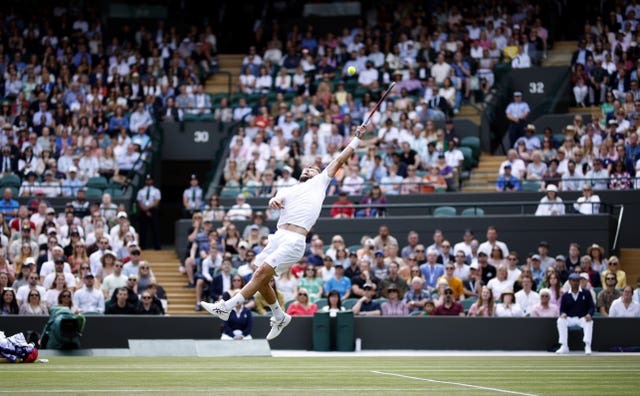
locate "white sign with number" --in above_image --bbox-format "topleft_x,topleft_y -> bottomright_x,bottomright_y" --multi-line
193,130 -> 209,143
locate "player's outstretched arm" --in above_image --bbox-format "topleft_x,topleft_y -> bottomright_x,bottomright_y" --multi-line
325,125 -> 365,178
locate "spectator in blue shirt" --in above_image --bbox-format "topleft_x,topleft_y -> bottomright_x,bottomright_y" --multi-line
0,188 -> 19,220
325,263 -> 351,300
496,164 -> 521,191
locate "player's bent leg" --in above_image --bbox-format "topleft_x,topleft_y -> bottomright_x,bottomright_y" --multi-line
201,263 -> 275,321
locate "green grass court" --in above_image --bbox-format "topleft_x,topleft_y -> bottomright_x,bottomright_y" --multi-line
2,355 -> 639,395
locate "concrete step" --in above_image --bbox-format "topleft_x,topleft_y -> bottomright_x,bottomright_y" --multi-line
621,249 -> 640,287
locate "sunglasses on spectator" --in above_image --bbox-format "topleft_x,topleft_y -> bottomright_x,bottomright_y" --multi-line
80,266 -> 90,270
609,262 -> 618,265
298,293 -> 307,297
606,277 -> 616,281
444,290 -> 453,295
445,267 -> 454,270
415,249 -> 425,253
114,264 -> 122,268
29,293 -> 39,297
142,296 -> 152,300
128,278 -> 137,282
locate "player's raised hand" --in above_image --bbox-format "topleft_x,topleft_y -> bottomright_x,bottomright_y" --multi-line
269,197 -> 284,209
354,124 -> 366,138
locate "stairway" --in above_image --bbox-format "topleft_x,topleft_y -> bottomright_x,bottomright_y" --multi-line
620,249 -> 640,288
205,54 -> 243,95
544,40 -> 576,67
143,250 -> 204,316
462,155 -> 505,192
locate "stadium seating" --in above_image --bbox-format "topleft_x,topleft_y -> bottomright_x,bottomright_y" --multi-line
86,176 -> 109,191
85,188 -> 104,200
461,207 -> 485,216
521,181 -> 542,191
0,174 -> 21,189
433,206 -> 457,217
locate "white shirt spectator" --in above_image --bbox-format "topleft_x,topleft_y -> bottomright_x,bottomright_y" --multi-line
16,285 -> 47,305
43,271 -> 75,289
444,148 -> 464,169
40,260 -> 72,278
573,193 -> 600,214
608,298 -> 640,317
101,273 -> 128,298
499,159 -> 526,179
515,289 -> 540,316
73,285 -> 105,313
487,277 -> 515,300
129,109 -> 152,133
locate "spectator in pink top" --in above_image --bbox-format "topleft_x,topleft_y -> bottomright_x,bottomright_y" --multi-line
530,288 -> 559,317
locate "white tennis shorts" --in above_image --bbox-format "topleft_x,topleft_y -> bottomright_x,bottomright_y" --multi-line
254,229 -> 307,276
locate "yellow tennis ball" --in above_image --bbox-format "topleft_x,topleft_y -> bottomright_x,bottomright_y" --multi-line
347,66 -> 356,75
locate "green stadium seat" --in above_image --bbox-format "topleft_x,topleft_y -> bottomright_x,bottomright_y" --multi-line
0,174 -> 21,188
461,207 -> 485,216
521,180 -> 542,191
220,187 -> 241,198
284,299 -> 296,311
315,300 -> 327,310
85,188 -> 104,200
460,136 -> 480,164
342,298 -> 359,310
347,245 -> 361,253
433,206 -> 457,217
86,176 -> 108,190
458,146 -> 474,171
460,297 -> 477,313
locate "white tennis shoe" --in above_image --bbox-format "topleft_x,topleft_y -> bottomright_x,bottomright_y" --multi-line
555,345 -> 569,354
201,301 -> 230,321
266,314 -> 292,341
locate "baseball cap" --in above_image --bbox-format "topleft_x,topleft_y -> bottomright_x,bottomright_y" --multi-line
513,91 -> 522,96
470,262 -> 479,270
334,262 -> 344,268
555,255 -> 566,262
69,166 -> 78,173
117,211 -> 128,219
84,272 -> 95,279
580,272 -> 590,280
24,257 -> 36,266
127,241 -> 138,248
531,254 -> 541,261
386,283 -> 398,291
47,227 -> 57,234
46,207 -> 56,215
539,241 -> 549,247
478,251 -> 488,256
375,250 -> 384,256
54,257 -> 65,264
568,273 -> 581,281
238,241 -> 249,249
282,165 -> 292,173
363,283 -> 374,290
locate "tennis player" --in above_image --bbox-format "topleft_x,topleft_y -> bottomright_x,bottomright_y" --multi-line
202,125 -> 366,340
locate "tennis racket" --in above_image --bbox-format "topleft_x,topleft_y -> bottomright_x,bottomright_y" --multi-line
361,81 -> 396,128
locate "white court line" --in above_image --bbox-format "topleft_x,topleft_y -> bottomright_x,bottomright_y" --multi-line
10,366 -> 638,375
0,388 -> 462,394
372,370 -> 538,396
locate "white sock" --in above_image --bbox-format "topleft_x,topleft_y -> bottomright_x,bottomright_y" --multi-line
223,293 -> 245,310
270,302 -> 285,321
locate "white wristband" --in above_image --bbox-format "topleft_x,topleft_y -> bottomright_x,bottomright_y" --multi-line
348,137 -> 361,150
